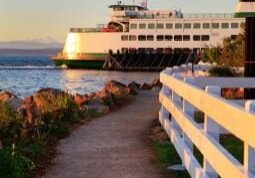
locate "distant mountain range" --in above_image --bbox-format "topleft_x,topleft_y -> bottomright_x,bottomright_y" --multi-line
0,37 -> 64,56
0,38 -> 63,50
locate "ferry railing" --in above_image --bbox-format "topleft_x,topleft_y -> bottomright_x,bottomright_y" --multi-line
70,28 -> 101,33
129,13 -> 235,19
159,64 -> 255,178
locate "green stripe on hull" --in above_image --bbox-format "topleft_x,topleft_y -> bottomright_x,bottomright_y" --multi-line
54,60 -> 105,69
235,12 -> 255,18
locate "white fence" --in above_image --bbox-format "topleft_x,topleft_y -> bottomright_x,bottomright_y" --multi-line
159,64 -> 255,178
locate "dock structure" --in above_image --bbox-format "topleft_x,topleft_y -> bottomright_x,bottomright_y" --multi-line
103,49 -> 199,71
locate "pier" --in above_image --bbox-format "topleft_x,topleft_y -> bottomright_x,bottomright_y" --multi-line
103,49 -> 199,71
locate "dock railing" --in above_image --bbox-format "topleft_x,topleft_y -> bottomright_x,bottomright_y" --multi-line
159,64 -> 255,178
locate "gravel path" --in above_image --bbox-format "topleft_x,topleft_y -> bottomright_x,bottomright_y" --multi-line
44,89 -> 171,178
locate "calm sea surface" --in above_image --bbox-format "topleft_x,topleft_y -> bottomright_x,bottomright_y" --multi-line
0,55 -> 159,98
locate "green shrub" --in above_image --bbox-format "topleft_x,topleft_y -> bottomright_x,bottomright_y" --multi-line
209,66 -> 235,77
0,102 -> 21,146
21,141 -> 45,162
35,90 -> 77,114
202,33 -> 244,67
0,149 -> 35,178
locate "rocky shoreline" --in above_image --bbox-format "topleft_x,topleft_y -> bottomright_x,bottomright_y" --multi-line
0,79 -> 161,178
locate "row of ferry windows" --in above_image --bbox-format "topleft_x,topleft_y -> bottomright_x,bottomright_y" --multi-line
121,35 -> 210,41
130,22 -> 240,30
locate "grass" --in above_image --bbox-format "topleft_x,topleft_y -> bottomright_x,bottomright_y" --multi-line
152,118 -> 244,178
220,134 -> 243,164
153,141 -> 190,178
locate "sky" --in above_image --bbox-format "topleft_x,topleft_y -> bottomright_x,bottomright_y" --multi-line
0,0 -> 238,43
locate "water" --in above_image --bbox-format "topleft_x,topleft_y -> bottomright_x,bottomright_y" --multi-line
0,55 -> 159,98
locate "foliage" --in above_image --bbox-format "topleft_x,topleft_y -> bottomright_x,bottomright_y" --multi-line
220,135 -> 243,163
202,34 -> 245,67
35,89 -> 77,114
209,66 -> 235,77
153,141 -> 190,178
0,149 -> 35,178
0,102 -> 21,146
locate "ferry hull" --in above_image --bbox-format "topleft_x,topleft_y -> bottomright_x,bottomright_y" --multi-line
52,53 -> 107,69
53,59 -> 105,69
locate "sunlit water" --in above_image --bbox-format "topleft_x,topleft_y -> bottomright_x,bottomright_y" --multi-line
0,55 -> 159,98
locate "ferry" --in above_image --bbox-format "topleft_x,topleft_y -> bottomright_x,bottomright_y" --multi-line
53,0 -> 245,69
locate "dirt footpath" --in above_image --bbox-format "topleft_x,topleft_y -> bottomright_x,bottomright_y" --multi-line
44,89 -> 172,178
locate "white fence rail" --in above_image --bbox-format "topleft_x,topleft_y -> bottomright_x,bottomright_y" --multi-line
159,65 -> 255,178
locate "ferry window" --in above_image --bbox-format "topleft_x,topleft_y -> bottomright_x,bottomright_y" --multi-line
148,23 -> 155,29
157,35 -> 164,41
201,35 -> 210,41
129,35 -> 137,41
175,23 -> 183,29
193,35 -> 201,41
138,35 -> 146,41
212,23 -> 219,29
139,23 -> 146,29
121,35 -> 129,41
165,35 -> 172,41
203,23 -> 210,29
193,23 -> 201,29
166,23 -> 173,29
184,23 -> 191,29
157,23 -> 164,29
130,23 -> 137,29
147,35 -> 154,41
221,23 -> 229,29
183,35 -> 190,41
174,35 -> 182,41
231,23 -> 239,29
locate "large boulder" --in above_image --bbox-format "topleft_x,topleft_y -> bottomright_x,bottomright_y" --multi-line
96,90 -> 115,107
151,79 -> 162,88
74,94 -> 90,106
87,98 -> 110,116
140,83 -> 152,90
33,88 -> 76,114
0,91 -> 14,102
0,91 -> 24,111
103,81 -> 133,100
23,96 -> 42,126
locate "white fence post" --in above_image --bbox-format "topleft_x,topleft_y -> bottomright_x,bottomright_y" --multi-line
183,77 -> 196,152
203,86 -> 221,178
244,101 -> 255,175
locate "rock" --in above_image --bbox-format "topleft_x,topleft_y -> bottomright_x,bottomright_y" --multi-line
97,90 -> 115,107
140,83 -> 152,90
128,81 -> 140,90
0,91 -> 14,102
127,82 -> 139,95
0,140 -> 3,149
87,99 -> 110,115
8,97 -> 24,111
103,81 -> 130,99
151,79 -> 162,88
75,94 -> 90,106
23,96 -> 42,125
0,91 -> 24,111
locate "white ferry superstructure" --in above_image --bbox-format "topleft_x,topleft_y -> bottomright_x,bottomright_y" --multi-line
53,1 -> 245,69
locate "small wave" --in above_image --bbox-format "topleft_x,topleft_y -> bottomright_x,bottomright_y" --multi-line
0,65 -> 57,70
